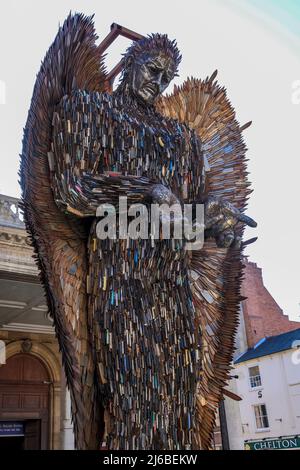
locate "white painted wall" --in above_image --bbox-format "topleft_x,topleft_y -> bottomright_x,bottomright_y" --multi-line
224,304 -> 249,450
60,374 -> 75,450
228,348 -> 300,449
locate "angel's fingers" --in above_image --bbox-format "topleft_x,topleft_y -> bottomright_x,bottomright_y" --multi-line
236,213 -> 257,228
216,230 -> 235,248
214,218 -> 236,233
205,213 -> 224,229
220,200 -> 257,228
242,236 -> 258,247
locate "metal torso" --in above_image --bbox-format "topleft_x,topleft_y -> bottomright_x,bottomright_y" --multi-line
87,92 -> 202,450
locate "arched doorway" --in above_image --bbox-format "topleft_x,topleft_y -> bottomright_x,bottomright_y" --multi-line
0,353 -> 50,449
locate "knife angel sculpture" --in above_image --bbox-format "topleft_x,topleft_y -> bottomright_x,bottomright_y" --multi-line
20,13 -> 256,450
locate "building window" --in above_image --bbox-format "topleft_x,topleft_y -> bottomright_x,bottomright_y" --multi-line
249,365 -> 262,388
254,404 -> 269,430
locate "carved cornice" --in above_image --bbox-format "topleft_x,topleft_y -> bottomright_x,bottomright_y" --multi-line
0,231 -> 31,247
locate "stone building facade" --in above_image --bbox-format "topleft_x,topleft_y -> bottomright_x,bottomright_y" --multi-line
0,194 -> 73,449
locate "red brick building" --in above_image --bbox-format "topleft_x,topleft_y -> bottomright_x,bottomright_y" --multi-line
241,261 -> 299,348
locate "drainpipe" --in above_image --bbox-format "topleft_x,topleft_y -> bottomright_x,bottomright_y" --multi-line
219,399 -> 230,450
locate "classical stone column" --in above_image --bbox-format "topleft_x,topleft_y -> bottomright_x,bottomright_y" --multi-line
60,372 -> 75,449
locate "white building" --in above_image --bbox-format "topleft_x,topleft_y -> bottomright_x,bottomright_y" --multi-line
226,328 -> 300,450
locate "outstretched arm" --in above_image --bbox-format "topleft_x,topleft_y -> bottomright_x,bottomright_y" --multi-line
203,195 -> 257,247
49,90 -> 176,217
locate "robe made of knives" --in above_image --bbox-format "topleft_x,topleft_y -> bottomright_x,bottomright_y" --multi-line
49,88 -> 205,450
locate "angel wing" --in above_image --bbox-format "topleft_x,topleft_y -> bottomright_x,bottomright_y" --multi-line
156,75 -> 252,449
20,13 -> 108,449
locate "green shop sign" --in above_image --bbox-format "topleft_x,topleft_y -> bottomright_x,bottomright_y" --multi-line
245,436 -> 300,450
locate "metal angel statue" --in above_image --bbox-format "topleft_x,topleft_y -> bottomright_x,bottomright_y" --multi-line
20,13 -> 256,450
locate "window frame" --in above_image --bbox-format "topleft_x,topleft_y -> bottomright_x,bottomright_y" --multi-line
248,364 -> 262,390
253,403 -> 270,432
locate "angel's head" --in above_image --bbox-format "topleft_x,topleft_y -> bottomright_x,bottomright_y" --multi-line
121,34 -> 182,105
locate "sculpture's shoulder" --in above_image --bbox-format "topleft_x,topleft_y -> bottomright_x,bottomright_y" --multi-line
57,89 -> 113,111
53,89 -> 127,132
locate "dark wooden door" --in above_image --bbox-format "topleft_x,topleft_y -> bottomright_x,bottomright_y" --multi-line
24,420 -> 41,450
0,354 -> 50,449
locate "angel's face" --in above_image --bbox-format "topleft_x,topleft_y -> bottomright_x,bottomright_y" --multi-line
129,52 -> 175,105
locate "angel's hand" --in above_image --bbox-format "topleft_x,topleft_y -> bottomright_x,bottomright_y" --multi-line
147,184 -> 185,227
204,196 -> 257,248
148,184 -> 180,206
